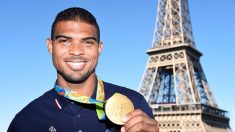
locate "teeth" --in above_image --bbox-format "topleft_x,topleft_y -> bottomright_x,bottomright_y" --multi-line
67,62 -> 84,66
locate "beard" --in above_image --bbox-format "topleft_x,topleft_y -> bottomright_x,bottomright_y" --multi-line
57,68 -> 96,84
54,55 -> 99,84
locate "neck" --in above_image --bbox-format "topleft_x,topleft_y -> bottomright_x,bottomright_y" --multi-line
57,73 -> 97,97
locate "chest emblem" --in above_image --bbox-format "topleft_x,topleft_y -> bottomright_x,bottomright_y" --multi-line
49,126 -> 56,132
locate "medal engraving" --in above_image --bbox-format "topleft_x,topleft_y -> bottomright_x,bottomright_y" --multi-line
105,93 -> 134,125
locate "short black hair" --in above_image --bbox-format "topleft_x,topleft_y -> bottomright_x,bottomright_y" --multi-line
51,7 -> 100,42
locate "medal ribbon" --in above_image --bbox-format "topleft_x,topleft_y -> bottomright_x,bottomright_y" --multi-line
54,78 -> 106,120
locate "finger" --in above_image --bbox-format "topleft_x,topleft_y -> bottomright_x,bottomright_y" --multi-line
123,109 -> 148,123
123,111 -> 158,131
126,121 -> 159,132
124,116 -> 158,131
120,126 -> 126,132
124,114 -> 156,129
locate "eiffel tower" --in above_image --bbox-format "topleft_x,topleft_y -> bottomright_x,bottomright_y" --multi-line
138,0 -> 232,131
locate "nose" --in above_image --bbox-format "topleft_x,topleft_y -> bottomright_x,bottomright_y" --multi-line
69,42 -> 85,56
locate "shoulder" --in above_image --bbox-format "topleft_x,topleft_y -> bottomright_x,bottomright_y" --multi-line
8,89 -> 54,131
103,81 -> 154,118
17,89 -> 54,115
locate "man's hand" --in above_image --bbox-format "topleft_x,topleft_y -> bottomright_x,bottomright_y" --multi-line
121,109 -> 159,132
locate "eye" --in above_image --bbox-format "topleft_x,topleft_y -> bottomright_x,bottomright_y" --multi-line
84,40 -> 96,45
57,39 -> 71,46
58,39 -> 68,43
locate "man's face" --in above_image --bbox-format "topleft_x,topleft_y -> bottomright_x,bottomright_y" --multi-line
47,20 -> 103,83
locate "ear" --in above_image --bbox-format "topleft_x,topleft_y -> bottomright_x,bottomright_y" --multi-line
46,38 -> 53,55
98,42 -> 103,56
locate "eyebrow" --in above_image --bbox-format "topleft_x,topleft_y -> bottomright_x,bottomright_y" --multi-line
54,35 -> 72,40
82,37 -> 98,42
54,35 -> 98,42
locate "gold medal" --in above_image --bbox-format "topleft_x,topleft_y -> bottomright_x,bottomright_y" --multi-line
105,93 -> 134,125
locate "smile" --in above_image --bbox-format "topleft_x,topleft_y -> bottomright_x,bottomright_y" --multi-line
66,61 -> 87,71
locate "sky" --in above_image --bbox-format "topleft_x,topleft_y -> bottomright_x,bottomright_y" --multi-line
0,0 -> 234,131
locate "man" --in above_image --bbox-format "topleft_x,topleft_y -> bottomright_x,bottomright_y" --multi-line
8,7 -> 158,132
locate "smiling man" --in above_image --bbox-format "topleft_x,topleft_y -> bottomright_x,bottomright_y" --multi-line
8,7 -> 159,132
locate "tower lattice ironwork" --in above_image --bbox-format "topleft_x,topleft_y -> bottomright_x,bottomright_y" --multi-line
138,0 -> 232,131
